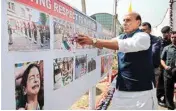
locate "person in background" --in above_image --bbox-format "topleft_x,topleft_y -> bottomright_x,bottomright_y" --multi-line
75,12 -> 157,110
8,21 -> 13,45
161,31 -> 176,110
33,22 -> 37,44
140,22 -> 161,85
157,26 -> 172,107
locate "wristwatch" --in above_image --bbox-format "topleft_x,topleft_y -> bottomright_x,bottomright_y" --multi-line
92,38 -> 97,46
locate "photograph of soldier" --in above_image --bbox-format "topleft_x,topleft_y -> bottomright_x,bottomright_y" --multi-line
101,56 -> 105,77
53,18 -> 74,50
87,56 -> 96,73
15,60 -> 44,110
75,55 -> 87,79
7,1 -> 50,51
53,57 -> 74,90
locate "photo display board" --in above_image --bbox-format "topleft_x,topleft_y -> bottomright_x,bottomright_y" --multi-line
2,0 -> 114,110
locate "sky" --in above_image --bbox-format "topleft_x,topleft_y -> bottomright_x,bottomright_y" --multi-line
63,0 -> 169,27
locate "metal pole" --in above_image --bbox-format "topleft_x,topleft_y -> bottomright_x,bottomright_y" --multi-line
89,86 -> 96,109
81,0 -> 95,109
113,0 -> 118,37
81,0 -> 86,14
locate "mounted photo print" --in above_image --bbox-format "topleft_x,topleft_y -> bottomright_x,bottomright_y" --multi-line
7,0 -> 50,51
53,57 -> 74,90
14,60 -> 44,110
101,56 -> 105,77
75,55 -> 87,79
53,18 -> 75,51
87,56 -> 96,73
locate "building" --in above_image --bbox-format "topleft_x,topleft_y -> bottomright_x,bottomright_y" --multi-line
90,13 -> 123,36
7,0 -> 32,31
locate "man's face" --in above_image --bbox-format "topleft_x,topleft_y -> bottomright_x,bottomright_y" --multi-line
140,25 -> 151,34
123,14 -> 140,34
162,32 -> 171,40
171,33 -> 176,45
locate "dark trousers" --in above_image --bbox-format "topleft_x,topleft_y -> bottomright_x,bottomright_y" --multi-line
40,33 -> 44,44
164,67 -> 176,110
157,68 -> 165,103
34,31 -> 37,41
29,29 -> 31,38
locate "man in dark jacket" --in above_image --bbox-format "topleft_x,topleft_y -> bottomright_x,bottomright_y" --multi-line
140,22 -> 161,84
157,26 -> 171,107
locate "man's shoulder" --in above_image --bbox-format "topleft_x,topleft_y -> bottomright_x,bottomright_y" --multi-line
118,33 -> 126,39
136,31 -> 148,35
150,35 -> 161,42
150,34 -> 158,39
167,44 -> 175,49
164,44 -> 172,50
133,32 -> 150,38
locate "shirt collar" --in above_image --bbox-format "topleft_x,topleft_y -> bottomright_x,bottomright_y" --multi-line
170,44 -> 176,48
125,29 -> 142,37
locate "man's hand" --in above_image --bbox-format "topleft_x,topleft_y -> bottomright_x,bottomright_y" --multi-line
165,66 -> 171,71
75,34 -> 93,46
165,66 -> 172,74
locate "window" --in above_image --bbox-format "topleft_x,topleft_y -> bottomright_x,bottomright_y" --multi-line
11,3 -> 15,10
8,2 -> 10,9
8,2 -> 15,12
20,8 -> 25,17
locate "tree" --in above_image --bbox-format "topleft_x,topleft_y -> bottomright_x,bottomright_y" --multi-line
40,13 -> 47,26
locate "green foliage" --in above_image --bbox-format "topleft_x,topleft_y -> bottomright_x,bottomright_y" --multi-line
40,13 -> 47,25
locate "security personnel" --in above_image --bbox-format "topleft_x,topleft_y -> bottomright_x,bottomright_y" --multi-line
157,26 -> 172,107
161,31 -> 176,110
140,22 -> 161,85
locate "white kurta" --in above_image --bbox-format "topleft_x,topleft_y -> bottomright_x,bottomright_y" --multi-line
109,32 -> 157,110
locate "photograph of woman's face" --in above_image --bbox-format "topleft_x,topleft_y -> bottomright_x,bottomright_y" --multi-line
25,67 -> 41,96
15,61 -> 44,110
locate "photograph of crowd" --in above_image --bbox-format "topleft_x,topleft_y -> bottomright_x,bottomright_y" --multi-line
75,55 -> 87,79
53,57 -> 74,90
7,1 -> 50,51
15,60 -> 44,110
87,56 -> 96,73
53,18 -> 75,51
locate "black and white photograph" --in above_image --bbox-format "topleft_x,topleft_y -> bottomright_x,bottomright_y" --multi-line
53,57 -> 74,90
75,55 -> 87,79
53,18 -> 75,51
87,56 -> 96,73
7,0 -> 50,51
